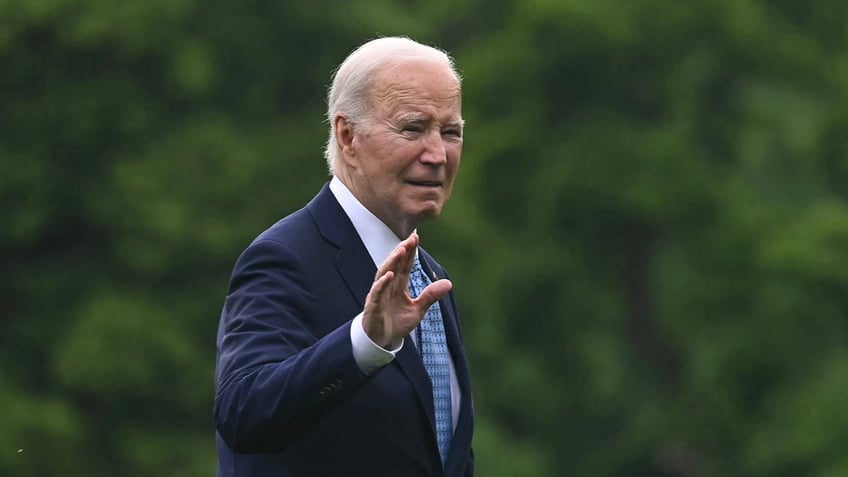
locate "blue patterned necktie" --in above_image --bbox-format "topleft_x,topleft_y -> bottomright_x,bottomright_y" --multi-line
408,254 -> 453,466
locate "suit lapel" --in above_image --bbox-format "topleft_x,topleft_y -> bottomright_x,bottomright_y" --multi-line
418,252 -> 472,391
307,184 -> 374,308
334,243 -> 374,309
395,334 -> 438,433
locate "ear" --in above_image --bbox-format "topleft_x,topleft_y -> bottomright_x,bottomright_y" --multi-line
333,114 -> 358,167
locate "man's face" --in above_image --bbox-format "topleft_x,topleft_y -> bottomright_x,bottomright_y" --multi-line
344,58 -> 463,238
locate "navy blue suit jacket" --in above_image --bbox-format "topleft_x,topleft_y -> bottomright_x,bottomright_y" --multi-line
214,183 -> 474,476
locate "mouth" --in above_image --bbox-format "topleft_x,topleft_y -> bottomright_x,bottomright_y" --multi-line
406,180 -> 443,188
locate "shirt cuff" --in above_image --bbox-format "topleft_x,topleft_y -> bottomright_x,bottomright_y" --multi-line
350,312 -> 402,376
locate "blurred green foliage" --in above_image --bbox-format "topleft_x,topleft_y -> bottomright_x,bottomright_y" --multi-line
2,0 -> 847,475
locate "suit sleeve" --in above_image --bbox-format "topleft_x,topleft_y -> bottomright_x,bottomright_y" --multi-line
214,239 -> 369,453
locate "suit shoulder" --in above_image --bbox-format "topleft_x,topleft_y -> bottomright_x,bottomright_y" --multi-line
250,207 -> 318,250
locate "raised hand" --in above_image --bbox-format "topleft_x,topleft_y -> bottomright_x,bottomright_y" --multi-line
362,232 -> 453,349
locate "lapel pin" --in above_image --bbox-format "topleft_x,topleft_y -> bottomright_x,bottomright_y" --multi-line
432,271 -> 438,281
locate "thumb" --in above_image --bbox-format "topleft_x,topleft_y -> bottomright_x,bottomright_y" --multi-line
414,279 -> 453,311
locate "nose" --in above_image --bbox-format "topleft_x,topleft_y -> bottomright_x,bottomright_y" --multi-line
420,129 -> 447,165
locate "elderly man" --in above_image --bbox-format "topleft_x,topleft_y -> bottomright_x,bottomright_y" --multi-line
214,37 -> 474,476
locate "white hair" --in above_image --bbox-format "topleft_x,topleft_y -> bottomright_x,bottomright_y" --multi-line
323,36 -> 462,175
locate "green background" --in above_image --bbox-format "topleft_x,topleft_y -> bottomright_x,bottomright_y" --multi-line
4,0 -> 848,475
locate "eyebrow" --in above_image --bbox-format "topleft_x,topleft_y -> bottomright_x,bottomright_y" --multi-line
396,115 -> 464,128
397,114 -> 427,123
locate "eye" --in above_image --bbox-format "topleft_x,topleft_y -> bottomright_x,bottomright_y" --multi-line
442,128 -> 462,139
402,125 -> 424,134
399,120 -> 426,135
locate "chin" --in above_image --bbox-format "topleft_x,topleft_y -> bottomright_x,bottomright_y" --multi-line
412,205 -> 443,221
399,195 -> 447,221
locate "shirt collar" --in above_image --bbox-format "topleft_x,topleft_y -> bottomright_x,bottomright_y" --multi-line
329,176 -> 416,267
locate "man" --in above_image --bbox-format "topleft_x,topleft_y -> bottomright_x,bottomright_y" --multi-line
214,37 -> 474,476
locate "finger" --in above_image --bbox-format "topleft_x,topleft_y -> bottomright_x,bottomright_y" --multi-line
411,278 -> 453,311
368,270 -> 394,302
363,270 -> 395,346
404,231 -> 419,249
374,240 -> 411,281
374,233 -> 419,288
397,232 -> 419,276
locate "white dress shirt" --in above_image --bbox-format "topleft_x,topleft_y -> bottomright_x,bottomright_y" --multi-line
330,176 -> 461,431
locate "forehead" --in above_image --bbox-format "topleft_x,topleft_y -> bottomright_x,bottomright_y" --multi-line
369,58 -> 462,120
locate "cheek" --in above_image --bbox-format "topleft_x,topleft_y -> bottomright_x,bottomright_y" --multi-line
447,140 -> 462,157
447,148 -> 462,172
